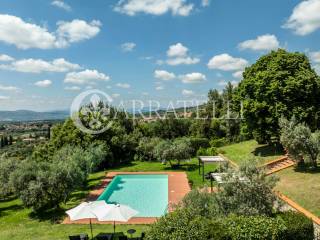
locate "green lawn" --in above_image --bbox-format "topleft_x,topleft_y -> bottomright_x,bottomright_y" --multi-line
275,167 -> 320,217
0,159 -> 217,240
108,158 -> 217,188
219,140 -> 285,165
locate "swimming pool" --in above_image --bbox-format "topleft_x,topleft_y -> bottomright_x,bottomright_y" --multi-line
98,174 -> 168,217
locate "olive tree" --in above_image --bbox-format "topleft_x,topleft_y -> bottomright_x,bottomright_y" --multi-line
0,156 -> 18,198
154,138 -> 193,167
280,117 -> 319,168
10,143 -> 107,212
214,160 -> 279,216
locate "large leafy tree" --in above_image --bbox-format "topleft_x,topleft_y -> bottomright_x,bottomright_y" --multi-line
236,49 -> 320,143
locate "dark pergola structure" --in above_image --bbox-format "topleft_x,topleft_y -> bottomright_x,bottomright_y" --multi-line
198,156 -> 227,182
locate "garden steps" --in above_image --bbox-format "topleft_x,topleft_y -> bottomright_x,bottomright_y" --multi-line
262,156 -> 295,175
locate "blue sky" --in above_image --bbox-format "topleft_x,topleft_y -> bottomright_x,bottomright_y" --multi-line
0,0 -> 319,111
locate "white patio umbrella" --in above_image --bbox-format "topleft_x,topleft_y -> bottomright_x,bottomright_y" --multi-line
66,201 -> 111,239
97,204 -> 139,233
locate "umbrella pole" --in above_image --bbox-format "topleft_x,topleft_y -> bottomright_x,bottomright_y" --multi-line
113,221 -> 116,234
90,219 -> 93,240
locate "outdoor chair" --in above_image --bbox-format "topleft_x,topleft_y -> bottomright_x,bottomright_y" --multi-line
95,234 -> 113,240
69,234 -> 89,240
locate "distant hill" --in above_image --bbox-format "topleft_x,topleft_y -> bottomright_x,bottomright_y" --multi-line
0,110 -> 69,122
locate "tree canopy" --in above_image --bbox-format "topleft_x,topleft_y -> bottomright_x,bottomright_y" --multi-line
237,49 -> 320,143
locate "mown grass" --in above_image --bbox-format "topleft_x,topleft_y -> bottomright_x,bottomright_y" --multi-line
219,140 -> 285,165
0,159 -> 217,240
108,158 -> 217,188
275,167 -> 320,217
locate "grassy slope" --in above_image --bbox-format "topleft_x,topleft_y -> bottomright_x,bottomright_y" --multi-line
275,167 -> 320,217
219,140 -> 285,165
0,159 -> 216,240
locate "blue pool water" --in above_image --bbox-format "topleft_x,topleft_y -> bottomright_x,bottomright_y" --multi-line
98,174 -> 168,217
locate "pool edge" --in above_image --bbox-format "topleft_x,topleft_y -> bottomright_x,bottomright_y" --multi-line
62,171 -> 191,225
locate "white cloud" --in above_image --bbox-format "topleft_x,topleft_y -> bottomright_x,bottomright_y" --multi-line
232,70 -> 243,79
0,54 -> 14,62
121,42 -> 136,52
0,84 -> 19,92
0,58 -> 81,73
179,72 -> 206,83
284,0 -> 320,36
154,70 -> 175,81
310,51 -> 320,63
0,14 -> 57,49
112,93 -> 121,98
51,0 -> 72,11
165,43 -> 200,66
167,43 -> 188,57
201,0 -> 210,7
0,14 -> 101,49
218,80 -> 238,87
310,51 -> 320,74
56,19 -> 101,45
182,89 -> 194,96
114,0 -> 194,16
167,57 -> 200,66
142,92 -> 149,96
208,54 -> 248,71
238,34 -> 280,51
34,80 -> 52,88
231,80 -> 239,86
156,59 -> 165,65
64,86 -> 81,91
65,69 -> 110,84
156,85 -> 164,90
116,83 -> 131,88
0,96 -> 9,100
218,80 -> 227,87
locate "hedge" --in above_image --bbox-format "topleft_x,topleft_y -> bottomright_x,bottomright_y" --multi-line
277,211 -> 314,240
223,215 -> 287,240
146,209 -> 314,240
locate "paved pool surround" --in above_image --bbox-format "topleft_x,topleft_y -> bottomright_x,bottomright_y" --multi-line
63,171 -> 190,224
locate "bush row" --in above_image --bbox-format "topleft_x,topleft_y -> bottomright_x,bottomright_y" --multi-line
146,210 -> 314,240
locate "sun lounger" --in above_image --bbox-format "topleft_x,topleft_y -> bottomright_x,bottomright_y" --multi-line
69,234 -> 89,240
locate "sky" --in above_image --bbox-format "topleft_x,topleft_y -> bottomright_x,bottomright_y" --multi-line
0,0 -> 319,111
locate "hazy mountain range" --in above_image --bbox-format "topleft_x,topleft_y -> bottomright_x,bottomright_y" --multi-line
0,110 -> 69,122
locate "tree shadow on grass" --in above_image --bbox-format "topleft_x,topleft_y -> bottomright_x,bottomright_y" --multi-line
293,165 -> 320,174
109,162 -> 137,170
253,143 -> 285,157
0,195 -> 17,203
29,207 -> 66,223
0,203 -> 24,217
162,163 -> 199,172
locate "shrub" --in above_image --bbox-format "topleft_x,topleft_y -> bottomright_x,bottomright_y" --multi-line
189,137 -> 210,154
135,137 -> 161,161
145,208 -> 215,240
180,189 -> 219,218
214,160 -> 279,216
196,146 -> 218,156
223,215 -> 287,240
210,138 -> 227,147
278,211 -> 314,240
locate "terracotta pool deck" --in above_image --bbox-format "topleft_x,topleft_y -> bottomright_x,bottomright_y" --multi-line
63,171 -> 190,225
